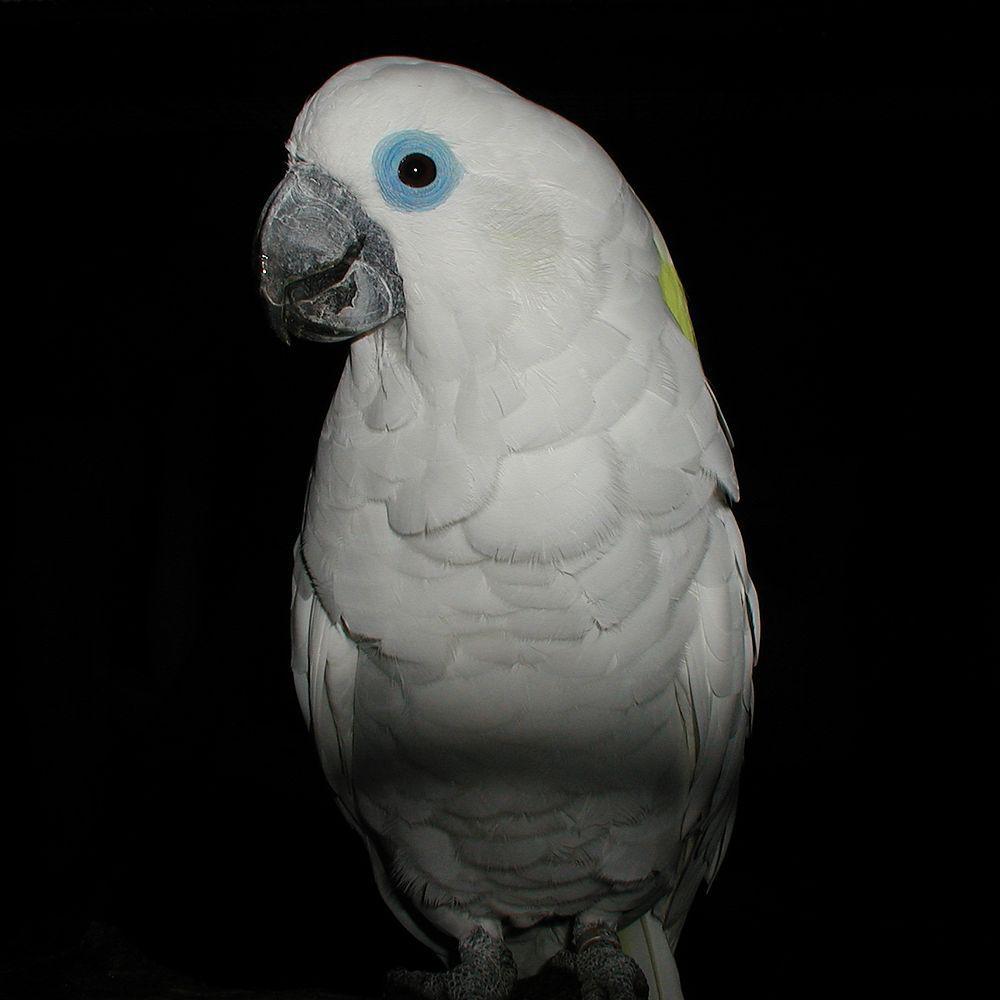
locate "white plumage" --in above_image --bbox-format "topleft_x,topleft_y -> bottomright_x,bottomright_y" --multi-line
279,57 -> 759,998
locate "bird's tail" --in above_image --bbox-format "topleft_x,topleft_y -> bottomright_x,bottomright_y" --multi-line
620,913 -> 684,1000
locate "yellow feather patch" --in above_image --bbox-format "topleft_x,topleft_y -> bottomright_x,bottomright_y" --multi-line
657,254 -> 697,348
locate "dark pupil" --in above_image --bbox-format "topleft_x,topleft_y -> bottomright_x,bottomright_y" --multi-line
398,152 -> 437,188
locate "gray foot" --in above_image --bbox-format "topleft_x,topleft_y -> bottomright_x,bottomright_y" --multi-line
546,923 -> 649,1000
385,927 -> 517,1000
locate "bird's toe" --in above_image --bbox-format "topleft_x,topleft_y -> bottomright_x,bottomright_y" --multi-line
384,927 -> 517,1000
574,925 -> 649,1000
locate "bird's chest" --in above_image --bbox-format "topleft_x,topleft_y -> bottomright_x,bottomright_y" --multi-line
346,627 -> 691,921
304,434 -> 697,815
341,544 -> 693,839
302,369 -> 702,895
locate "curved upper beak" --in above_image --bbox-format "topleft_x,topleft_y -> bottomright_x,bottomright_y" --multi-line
257,162 -> 404,343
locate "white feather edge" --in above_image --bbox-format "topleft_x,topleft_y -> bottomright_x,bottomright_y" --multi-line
292,540 -> 451,966
620,913 -> 684,1000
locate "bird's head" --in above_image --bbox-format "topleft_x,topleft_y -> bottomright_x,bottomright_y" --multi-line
258,57 -> 638,382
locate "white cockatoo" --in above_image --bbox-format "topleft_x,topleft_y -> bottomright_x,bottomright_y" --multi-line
258,57 -> 759,1000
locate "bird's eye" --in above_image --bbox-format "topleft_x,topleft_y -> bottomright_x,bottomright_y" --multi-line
398,153 -> 437,188
373,130 -> 461,212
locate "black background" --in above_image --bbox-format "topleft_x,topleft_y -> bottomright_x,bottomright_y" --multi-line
2,2 -> 988,997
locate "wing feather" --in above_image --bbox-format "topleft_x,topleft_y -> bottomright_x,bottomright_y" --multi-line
291,533 -> 451,965
291,539 -> 360,825
650,370 -> 759,948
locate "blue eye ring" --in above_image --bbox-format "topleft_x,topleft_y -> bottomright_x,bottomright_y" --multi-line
373,130 -> 462,212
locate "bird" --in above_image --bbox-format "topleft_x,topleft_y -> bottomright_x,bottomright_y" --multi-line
257,56 -> 759,1000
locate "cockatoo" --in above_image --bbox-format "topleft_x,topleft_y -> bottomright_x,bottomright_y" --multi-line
258,57 -> 759,1000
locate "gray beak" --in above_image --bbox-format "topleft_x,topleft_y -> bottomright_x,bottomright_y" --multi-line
258,162 -> 405,343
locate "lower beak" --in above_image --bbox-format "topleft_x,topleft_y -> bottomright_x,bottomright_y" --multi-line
257,162 -> 405,343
